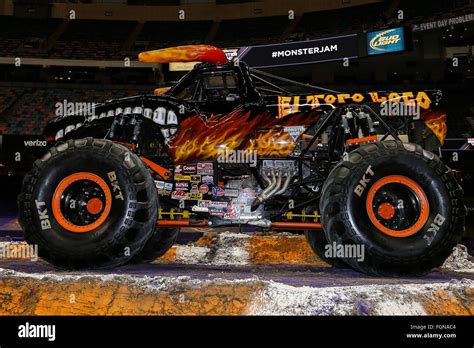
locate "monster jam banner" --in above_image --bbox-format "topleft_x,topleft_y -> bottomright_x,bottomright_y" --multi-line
367,27 -> 405,55
227,34 -> 359,68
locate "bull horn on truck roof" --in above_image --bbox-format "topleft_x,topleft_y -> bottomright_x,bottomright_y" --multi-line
138,45 -> 228,65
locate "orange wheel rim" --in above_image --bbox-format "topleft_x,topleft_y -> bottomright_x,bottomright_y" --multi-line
52,172 -> 112,233
366,175 -> 429,237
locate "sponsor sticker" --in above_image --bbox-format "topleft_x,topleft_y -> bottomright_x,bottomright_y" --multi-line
171,191 -> 187,200
154,180 -> 165,190
199,184 -> 210,194
164,182 -> 173,191
175,182 -> 189,191
209,209 -> 224,217
229,204 -> 245,214
202,175 -> 214,184
190,175 -> 201,183
183,164 -> 197,174
198,200 -> 212,207
186,192 -> 203,200
174,165 -> 183,174
190,183 -> 199,193
161,189 -> 171,196
175,174 -> 191,181
197,163 -> 214,175
224,212 -> 240,220
212,187 -> 225,197
197,162 -> 213,170
224,188 -> 239,197
197,169 -> 214,175
210,201 -> 228,210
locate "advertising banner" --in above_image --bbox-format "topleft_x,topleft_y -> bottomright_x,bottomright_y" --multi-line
226,34 -> 359,68
412,13 -> 474,32
367,27 -> 405,55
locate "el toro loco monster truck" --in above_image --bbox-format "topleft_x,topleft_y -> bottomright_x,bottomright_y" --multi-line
18,45 -> 466,275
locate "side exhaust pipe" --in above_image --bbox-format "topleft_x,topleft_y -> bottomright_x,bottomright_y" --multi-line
251,167 -> 295,211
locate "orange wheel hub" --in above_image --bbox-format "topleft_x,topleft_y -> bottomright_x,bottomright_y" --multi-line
52,172 -> 112,233
86,198 -> 104,215
366,175 -> 429,238
377,202 -> 396,220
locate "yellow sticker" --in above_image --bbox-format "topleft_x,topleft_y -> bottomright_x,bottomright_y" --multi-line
186,192 -> 203,200
174,175 -> 191,181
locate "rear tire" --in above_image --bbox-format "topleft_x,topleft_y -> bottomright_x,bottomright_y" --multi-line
18,138 -> 157,269
320,141 -> 465,276
131,227 -> 179,263
131,198 -> 180,263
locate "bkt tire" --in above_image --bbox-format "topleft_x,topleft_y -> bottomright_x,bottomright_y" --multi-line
131,198 -> 180,264
320,141 -> 466,276
303,204 -> 348,269
18,138 -> 157,269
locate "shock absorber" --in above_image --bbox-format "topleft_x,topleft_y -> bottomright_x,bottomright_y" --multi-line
131,117 -> 142,144
108,117 -> 120,139
357,108 -> 376,136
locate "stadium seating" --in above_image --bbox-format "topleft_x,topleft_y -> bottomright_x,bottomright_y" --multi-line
0,16 -> 61,58
399,0 -> 471,23
51,20 -> 137,60
0,87 -> 148,135
0,0 -> 470,59
213,16 -> 288,47
291,4 -> 388,42
133,20 -> 213,52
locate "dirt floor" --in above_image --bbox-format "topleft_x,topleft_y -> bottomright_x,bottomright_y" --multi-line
0,232 -> 473,315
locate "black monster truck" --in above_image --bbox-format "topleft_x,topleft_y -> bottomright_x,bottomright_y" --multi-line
18,45 -> 466,275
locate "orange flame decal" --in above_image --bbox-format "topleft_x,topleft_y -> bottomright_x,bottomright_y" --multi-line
168,107 -> 321,163
420,110 -> 447,145
139,45 -> 228,65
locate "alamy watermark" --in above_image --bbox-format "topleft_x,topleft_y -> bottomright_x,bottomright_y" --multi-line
55,99 -> 96,117
0,243 -> 38,261
217,149 -> 257,167
380,101 -> 420,119
324,241 -> 365,262
18,322 -> 55,341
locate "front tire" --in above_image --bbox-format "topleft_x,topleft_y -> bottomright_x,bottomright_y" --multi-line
320,141 -> 465,276
18,138 -> 157,269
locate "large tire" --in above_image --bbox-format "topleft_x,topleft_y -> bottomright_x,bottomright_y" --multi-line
320,141 -> 465,276
303,204 -> 348,268
131,227 -> 179,263
131,198 -> 180,263
304,230 -> 348,268
18,138 -> 157,269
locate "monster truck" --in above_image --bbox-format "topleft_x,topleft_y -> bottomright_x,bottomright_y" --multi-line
18,45 -> 466,275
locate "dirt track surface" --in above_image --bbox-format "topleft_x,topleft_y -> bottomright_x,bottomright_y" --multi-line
0,259 -> 473,316
0,259 -> 473,288
1,233 -> 473,315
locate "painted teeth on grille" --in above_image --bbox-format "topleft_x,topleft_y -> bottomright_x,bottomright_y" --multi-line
54,105 -> 178,140
143,108 -> 152,119
55,129 -> 64,140
64,124 -> 75,134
